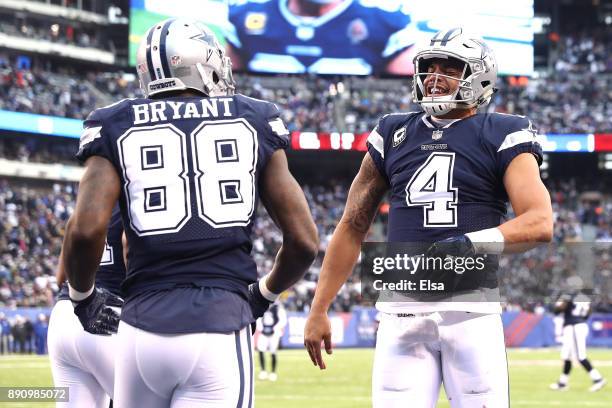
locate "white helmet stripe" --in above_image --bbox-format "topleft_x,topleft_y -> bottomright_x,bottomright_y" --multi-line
145,28 -> 156,80
149,24 -> 165,80
158,19 -> 175,78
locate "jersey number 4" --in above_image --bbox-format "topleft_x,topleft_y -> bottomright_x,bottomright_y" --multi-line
118,120 -> 258,236
405,152 -> 458,228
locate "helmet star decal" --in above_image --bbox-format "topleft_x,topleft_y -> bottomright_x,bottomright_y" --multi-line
190,32 -> 217,46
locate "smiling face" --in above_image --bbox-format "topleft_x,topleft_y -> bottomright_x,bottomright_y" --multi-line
422,57 -> 465,97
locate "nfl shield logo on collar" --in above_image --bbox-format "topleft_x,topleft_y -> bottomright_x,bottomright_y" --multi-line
432,130 -> 443,140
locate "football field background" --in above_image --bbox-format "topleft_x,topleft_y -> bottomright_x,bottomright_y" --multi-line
0,348 -> 610,407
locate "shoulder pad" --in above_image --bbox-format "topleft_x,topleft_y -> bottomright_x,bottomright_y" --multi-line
235,93 -> 269,107
488,113 -> 537,151
236,94 -> 282,119
378,111 -> 419,131
85,98 -> 137,126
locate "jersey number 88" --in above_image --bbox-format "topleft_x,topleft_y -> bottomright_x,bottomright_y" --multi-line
117,120 -> 258,236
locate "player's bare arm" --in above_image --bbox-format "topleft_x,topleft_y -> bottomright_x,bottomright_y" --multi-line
121,231 -> 129,269
56,248 -> 67,286
304,153 -> 387,369
554,300 -> 569,313
499,152 -> 554,251
259,149 -> 319,295
62,156 -> 120,293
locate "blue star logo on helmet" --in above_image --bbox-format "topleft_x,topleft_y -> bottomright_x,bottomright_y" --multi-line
190,32 -> 217,46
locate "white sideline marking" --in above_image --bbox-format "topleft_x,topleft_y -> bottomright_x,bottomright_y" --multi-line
258,395 -> 370,401
0,362 -> 50,369
513,401 -> 610,407
510,360 -> 612,367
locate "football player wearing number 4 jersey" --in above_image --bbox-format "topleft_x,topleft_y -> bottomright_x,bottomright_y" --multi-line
304,28 -> 553,407
61,19 -> 318,407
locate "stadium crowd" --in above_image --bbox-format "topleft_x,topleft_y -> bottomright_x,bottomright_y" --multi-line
0,13 -> 107,49
0,30 -> 610,133
0,175 -> 610,314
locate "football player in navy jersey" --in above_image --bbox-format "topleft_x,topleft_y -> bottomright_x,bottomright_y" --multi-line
256,301 -> 287,381
224,0 -> 416,75
48,205 -> 125,407
304,28 -> 553,407
550,292 -> 606,392
60,19 -> 318,407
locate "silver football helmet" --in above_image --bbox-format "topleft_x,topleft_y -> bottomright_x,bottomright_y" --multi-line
136,18 -> 235,98
413,27 -> 497,116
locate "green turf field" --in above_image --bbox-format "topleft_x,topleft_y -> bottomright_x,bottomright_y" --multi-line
0,348 -> 610,407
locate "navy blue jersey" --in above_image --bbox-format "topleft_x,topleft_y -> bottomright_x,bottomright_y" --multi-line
76,94 -> 289,333
58,205 -> 125,300
366,112 -> 542,291
224,0 -> 414,75
558,293 -> 591,326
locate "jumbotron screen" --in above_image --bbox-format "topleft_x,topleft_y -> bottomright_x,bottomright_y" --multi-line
129,0 -> 534,76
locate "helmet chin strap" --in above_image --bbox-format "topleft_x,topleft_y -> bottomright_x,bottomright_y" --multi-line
196,61 -> 235,97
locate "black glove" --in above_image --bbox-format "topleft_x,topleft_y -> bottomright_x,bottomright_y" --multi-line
72,287 -> 123,335
426,235 -> 476,259
248,281 -> 273,320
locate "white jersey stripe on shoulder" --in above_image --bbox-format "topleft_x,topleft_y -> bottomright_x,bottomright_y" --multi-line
497,129 -> 537,152
367,128 -> 384,159
79,126 -> 102,149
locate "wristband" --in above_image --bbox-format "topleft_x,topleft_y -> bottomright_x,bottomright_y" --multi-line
68,284 -> 94,302
258,274 -> 280,302
465,227 -> 505,254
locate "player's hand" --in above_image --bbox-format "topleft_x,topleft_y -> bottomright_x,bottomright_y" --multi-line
247,281 -> 272,320
72,287 -> 123,335
304,311 -> 333,370
426,235 -> 475,259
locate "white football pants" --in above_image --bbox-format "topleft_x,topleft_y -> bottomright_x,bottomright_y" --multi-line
560,323 -> 589,361
373,311 -> 509,408
47,299 -> 116,407
113,321 -> 253,408
256,333 -> 281,353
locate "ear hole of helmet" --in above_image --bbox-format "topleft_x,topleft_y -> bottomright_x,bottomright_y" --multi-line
212,72 -> 219,84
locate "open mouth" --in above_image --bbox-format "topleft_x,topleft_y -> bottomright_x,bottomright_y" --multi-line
427,85 -> 449,96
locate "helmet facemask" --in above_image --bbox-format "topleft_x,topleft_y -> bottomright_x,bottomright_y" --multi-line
412,29 -> 498,116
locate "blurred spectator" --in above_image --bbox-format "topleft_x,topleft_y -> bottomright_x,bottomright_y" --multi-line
11,315 -> 27,353
33,313 -> 48,355
0,312 -> 10,353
